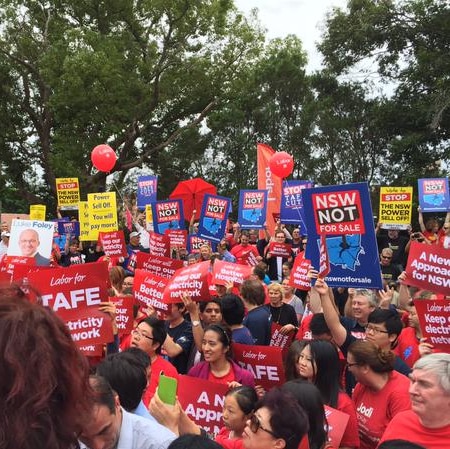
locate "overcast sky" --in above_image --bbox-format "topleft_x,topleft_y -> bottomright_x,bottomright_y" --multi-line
234,0 -> 348,71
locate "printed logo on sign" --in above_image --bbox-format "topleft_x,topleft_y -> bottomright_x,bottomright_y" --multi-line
283,185 -> 306,209
157,202 -> 180,223
313,190 -> 365,235
206,197 -> 227,219
424,180 -> 445,194
244,192 -> 264,209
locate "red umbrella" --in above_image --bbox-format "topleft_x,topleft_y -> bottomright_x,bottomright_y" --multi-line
169,178 -> 217,221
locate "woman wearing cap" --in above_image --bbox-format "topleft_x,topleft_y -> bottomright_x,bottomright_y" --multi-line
188,323 -> 255,387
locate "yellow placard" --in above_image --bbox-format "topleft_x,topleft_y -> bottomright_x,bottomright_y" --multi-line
87,192 -> 118,240
379,186 -> 413,229
145,204 -> 153,230
79,201 -> 95,241
56,177 -> 80,208
29,204 -> 46,221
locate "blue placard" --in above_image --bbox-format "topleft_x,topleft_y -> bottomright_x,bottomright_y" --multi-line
418,178 -> 450,212
57,220 -> 80,237
280,180 -> 313,234
302,182 -> 382,289
137,175 -> 158,209
238,190 -> 268,229
152,199 -> 185,234
197,194 -> 231,243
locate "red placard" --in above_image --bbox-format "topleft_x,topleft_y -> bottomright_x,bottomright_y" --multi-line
165,229 -> 188,248
110,296 -> 134,335
27,263 -> 113,347
269,322 -> 295,350
211,259 -> 252,286
99,230 -> 127,257
268,242 -> 292,258
177,375 -> 228,437
325,405 -> 350,449
135,252 -> 184,279
134,269 -> 170,313
163,261 -> 211,303
318,234 -> 330,278
414,300 -> 450,352
290,253 -> 311,291
405,241 -> 450,295
233,343 -> 285,391
78,344 -> 104,357
149,231 -> 170,258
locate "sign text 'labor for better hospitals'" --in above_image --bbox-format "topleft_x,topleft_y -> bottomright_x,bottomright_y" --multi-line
27,263 -> 113,347
379,186 -> 412,229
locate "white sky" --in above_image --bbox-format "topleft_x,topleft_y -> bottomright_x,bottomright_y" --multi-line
234,0 -> 348,72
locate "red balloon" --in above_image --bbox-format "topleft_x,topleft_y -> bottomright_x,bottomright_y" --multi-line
269,151 -> 294,178
91,144 -> 117,172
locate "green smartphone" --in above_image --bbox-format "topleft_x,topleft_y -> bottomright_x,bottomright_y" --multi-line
158,374 -> 178,405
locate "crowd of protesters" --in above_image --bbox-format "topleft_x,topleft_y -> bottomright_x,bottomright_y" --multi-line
1,205 -> 450,449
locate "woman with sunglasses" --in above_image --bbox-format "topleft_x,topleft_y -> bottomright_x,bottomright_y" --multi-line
215,386 -> 258,449
347,340 -> 410,449
188,323 -> 255,387
287,340 -> 359,449
242,387 -> 309,449
130,316 -> 179,406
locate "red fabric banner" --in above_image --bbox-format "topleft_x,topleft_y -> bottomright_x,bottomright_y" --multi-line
177,375 -> 228,437
27,263 -> 113,347
257,143 -> 282,236
136,252 -> 184,279
233,343 -> 285,391
405,241 -> 450,295
162,261 -> 211,303
211,259 -> 252,286
134,269 -> 170,313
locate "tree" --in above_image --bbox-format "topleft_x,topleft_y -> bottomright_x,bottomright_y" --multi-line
318,0 -> 450,181
0,0 -> 263,211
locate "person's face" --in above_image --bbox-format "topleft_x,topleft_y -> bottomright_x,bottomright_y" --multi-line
240,235 -> 249,246
1,222 -> 8,232
200,245 -> 211,259
165,305 -> 184,322
275,232 -> 285,243
123,277 -> 134,289
409,369 -> 450,421
365,321 -> 394,350
248,230 -> 258,243
201,302 -> 222,325
387,230 -> 399,239
130,235 -> 140,246
292,229 -> 300,239
69,242 -> 78,253
408,305 -> 419,329
243,407 -> 278,449
130,322 -> 158,355
282,264 -> 290,278
222,394 -> 248,434
19,230 -> 39,256
202,329 -> 228,364
188,256 -> 197,265
282,279 -> 293,296
268,287 -> 282,307
380,251 -> 392,266
352,295 -> 374,322
346,352 -> 364,383
297,345 -> 315,381
79,402 -> 122,449
444,223 -> 450,235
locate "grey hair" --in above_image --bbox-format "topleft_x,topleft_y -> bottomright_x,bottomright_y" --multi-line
413,353 -> 450,394
355,289 -> 378,308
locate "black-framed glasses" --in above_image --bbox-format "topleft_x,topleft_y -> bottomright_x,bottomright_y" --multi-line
366,324 -> 390,334
249,414 -> 278,438
131,328 -> 154,341
346,361 -> 360,368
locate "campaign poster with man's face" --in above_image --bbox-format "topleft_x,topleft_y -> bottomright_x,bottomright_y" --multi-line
7,219 -> 54,266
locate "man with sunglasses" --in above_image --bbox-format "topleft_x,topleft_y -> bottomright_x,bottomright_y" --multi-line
380,248 -> 402,282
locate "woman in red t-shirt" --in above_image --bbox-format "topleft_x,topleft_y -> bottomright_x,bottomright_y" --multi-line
215,386 -> 258,449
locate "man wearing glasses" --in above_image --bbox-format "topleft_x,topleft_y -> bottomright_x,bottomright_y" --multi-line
314,277 -> 411,394
380,248 -> 402,282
